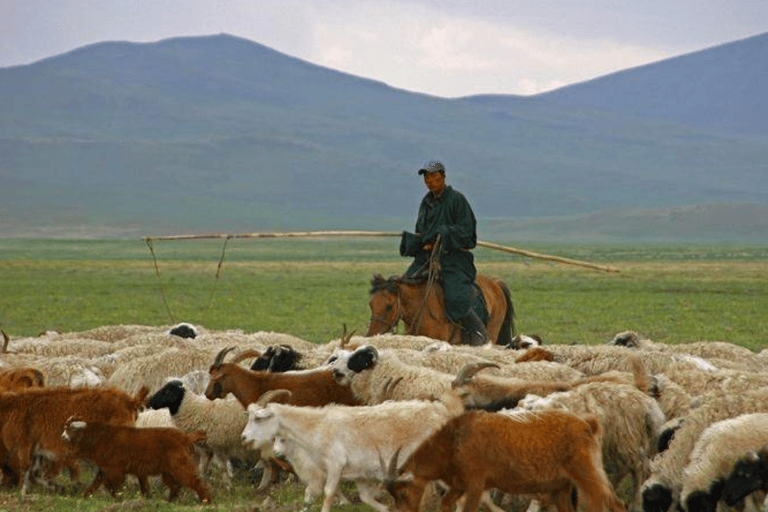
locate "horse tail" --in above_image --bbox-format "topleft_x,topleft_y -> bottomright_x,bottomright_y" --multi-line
497,280 -> 515,345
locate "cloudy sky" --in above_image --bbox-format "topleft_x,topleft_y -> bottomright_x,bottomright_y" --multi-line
2,0 -> 766,97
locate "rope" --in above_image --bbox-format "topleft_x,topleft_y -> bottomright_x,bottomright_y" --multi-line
204,235 -> 231,311
145,238 -> 176,323
412,234 -> 442,334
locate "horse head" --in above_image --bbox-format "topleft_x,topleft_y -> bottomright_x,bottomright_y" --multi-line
367,273 -> 402,336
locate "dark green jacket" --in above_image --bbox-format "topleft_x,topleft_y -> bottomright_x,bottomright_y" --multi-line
401,186 -> 486,323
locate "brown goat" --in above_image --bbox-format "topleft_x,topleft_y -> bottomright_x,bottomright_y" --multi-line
0,367 -> 45,392
515,346 -> 556,362
451,362 -> 573,410
204,347 -> 361,407
0,385 -> 149,495
385,409 -> 626,512
452,355 -> 648,412
62,417 -> 211,502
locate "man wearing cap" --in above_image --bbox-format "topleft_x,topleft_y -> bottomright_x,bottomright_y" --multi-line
399,159 -> 488,345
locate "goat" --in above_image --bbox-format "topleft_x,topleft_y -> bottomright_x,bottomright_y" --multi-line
384,409 -> 627,512
147,379 -> 261,484
516,376 -> 665,511
450,361 -> 573,410
0,385 -> 149,496
241,389 -> 464,512
61,417 -> 211,502
204,347 -> 360,407
0,366 -> 45,391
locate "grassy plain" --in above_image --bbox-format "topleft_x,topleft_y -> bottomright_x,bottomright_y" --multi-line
1,238 -> 767,350
0,238 -> 767,511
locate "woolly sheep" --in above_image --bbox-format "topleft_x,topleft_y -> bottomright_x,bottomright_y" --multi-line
680,412 -> 768,512
641,387 -> 768,512
7,337 -> 115,359
107,346 -> 226,395
147,379 -> 258,482
720,446 -> 768,510
61,324 -> 160,343
32,356 -> 106,387
658,367 -> 768,399
329,345 -> 456,404
548,344 -> 720,376
611,332 -> 765,373
168,322 -> 199,339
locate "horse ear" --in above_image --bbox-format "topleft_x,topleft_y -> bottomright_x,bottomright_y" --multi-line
372,272 -> 384,283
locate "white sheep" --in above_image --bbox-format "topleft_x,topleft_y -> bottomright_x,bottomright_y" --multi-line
146,379 -> 260,483
641,387 -> 768,512
611,332 -> 766,373
659,367 -> 768,399
106,345 -> 231,395
329,345 -> 456,404
548,343 -> 721,376
680,412 -> 768,512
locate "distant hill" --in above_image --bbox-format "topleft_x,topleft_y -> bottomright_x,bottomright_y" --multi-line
1,33 -> 766,241
533,32 -> 768,135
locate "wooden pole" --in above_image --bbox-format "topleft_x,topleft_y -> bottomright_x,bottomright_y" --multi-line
475,240 -> 619,273
143,230 -> 619,273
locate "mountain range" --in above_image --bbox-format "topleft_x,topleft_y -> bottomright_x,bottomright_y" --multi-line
1,32 -> 767,242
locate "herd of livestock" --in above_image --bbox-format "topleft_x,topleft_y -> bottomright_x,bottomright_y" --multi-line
2,324 -> 768,512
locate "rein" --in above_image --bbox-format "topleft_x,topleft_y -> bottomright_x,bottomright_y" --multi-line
412,234 -> 442,334
368,295 -> 402,334
368,234 -> 443,335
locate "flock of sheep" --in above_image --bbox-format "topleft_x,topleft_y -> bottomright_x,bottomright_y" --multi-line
2,323 -> 768,512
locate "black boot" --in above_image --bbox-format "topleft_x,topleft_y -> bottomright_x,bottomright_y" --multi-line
459,310 -> 488,346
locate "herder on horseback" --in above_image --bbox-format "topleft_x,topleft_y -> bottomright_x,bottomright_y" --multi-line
399,159 -> 489,346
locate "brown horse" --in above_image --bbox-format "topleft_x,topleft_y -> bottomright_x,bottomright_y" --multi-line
366,273 -> 515,345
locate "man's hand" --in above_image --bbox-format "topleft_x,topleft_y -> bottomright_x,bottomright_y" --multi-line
422,243 -> 434,251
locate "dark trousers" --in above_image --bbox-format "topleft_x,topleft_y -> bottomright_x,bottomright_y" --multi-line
405,250 -> 488,324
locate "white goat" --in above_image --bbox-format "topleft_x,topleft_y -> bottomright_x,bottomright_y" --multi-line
241,391 -> 464,512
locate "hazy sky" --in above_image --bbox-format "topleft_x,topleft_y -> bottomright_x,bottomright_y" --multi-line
2,0 -> 766,97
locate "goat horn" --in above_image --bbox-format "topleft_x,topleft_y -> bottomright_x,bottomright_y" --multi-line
386,446 -> 402,480
452,362 -> 500,388
383,376 -> 404,399
212,346 -> 236,369
340,324 -> 357,348
256,389 -> 292,407
231,348 -> 262,365
1,330 -> 8,354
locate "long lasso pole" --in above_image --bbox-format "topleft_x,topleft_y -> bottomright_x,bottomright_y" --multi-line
143,230 -> 620,273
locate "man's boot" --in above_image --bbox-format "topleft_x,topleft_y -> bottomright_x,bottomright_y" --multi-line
459,310 -> 488,346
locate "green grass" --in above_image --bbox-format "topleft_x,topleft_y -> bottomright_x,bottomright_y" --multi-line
1,238 -> 767,350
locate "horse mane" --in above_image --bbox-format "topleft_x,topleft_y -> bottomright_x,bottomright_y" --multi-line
369,273 -> 428,294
